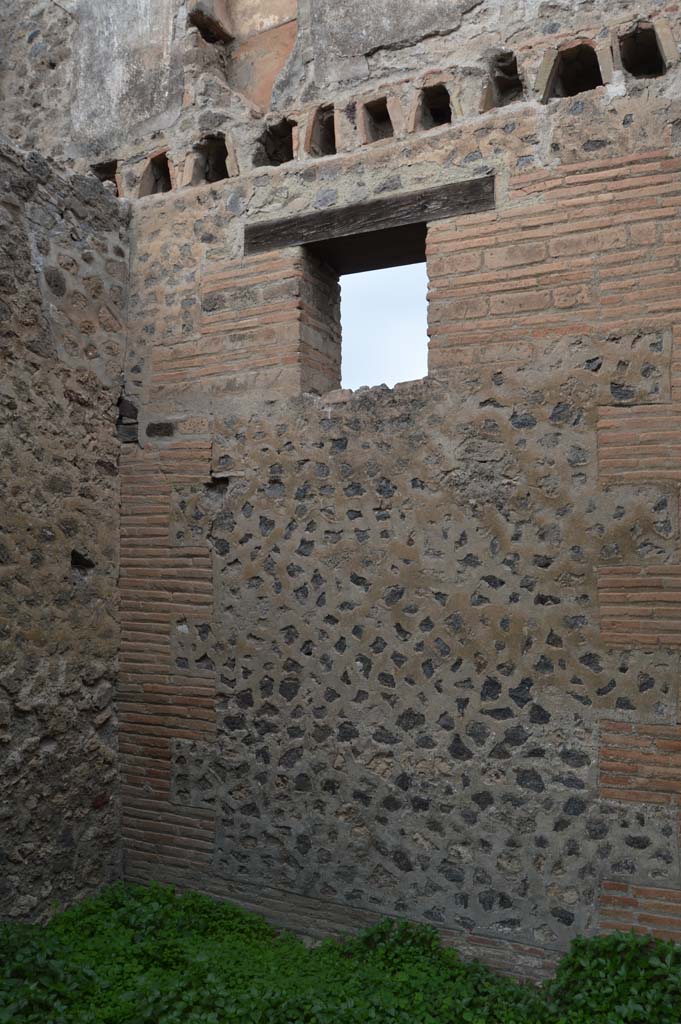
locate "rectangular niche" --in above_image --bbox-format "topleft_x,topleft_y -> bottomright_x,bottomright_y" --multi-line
91,160 -> 119,195
362,97 -> 394,143
139,152 -> 172,196
481,52 -> 524,111
619,22 -> 667,78
308,105 -> 337,157
415,84 -> 452,130
192,134 -> 230,184
254,118 -> 297,167
540,43 -> 604,101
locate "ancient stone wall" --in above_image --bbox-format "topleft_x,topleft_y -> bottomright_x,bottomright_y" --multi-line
114,138 -> 681,976
101,0 -> 681,978
3,0 -> 681,979
0,140 -> 129,918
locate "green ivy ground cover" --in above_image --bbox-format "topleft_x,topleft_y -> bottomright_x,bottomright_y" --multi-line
1,883 -> 680,1024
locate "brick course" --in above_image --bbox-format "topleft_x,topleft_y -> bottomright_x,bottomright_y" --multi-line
600,882 -> 681,943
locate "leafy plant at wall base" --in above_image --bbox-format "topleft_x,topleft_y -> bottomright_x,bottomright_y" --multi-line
0,884 -> 680,1024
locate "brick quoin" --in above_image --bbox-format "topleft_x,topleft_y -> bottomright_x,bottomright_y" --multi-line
599,722 -> 681,806
152,249 -> 340,400
597,723 -> 681,938
119,443 -> 218,882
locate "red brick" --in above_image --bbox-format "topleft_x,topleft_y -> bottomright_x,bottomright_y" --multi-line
489,289 -> 552,316
484,241 -> 548,271
548,226 -> 628,258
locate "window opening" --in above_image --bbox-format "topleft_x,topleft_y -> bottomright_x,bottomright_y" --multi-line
254,118 -> 296,166
245,180 -> 494,394
340,263 -> 428,390
138,153 -> 172,197
416,84 -> 452,129
620,24 -> 666,78
363,97 -> 394,142
193,134 -> 229,183
91,160 -> 119,195
309,105 -> 336,157
545,44 -> 603,99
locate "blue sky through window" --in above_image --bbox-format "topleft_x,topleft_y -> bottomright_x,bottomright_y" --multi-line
340,263 -> 429,390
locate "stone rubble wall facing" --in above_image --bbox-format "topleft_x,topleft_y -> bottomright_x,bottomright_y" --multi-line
0,140 -> 129,919
2,0 -> 681,980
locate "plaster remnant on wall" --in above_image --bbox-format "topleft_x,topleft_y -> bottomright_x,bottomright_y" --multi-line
71,0 -> 183,149
311,0 -> 485,58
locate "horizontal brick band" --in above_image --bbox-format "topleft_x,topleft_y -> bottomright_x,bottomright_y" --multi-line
600,880 -> 681,942
599,721 -> 681,805
598,404 -> 681,482
427,149 -> 681,372
597,566 -> 681,646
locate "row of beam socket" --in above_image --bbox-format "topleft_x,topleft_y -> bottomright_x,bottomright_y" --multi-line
93,17 -> 679,197
269,18 -> 680,167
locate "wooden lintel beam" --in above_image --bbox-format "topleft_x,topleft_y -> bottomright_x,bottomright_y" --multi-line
244,175 -> 495,257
